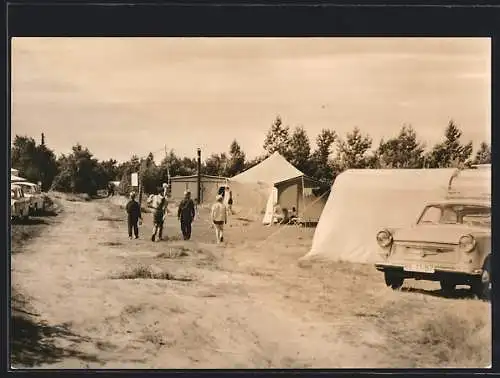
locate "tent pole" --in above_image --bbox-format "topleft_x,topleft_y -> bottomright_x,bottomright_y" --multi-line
301,175 -> 305,218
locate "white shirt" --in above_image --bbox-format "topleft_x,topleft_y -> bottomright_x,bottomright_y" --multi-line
211,202 -> 227,223
150,194 -> 167,210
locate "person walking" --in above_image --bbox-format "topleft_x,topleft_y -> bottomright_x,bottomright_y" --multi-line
177,190 -> 196,240
162,182 -> 169,198
107,182 -> 115,197
227,190 -> 234,215
150,187 -> 167,242
211,194 -> 227,244
125,191 -> 142,239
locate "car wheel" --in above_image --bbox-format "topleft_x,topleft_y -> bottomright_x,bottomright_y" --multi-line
472,258 -> 491,301
384,272 -> 404,290
440,280 -> 456,294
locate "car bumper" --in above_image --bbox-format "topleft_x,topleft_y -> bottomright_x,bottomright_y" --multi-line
375,263 -> 482,282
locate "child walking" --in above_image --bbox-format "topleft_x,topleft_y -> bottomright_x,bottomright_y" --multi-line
211,194 -> 227,244
126,191 -> 142,239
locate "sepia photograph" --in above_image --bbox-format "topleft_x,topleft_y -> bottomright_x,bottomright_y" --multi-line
10,37 -> 491,369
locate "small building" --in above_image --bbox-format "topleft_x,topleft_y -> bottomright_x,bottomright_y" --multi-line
274,175 -> 329,224
169,174 -> 229,203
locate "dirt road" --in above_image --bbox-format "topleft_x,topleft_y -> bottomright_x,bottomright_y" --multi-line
11,194 -> 491,369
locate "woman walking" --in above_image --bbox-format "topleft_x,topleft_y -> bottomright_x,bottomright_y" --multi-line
211,194 -> 227,244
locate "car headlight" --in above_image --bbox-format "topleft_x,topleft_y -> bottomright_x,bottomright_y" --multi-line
376,229 -> 393,248
459,234 -> 476,253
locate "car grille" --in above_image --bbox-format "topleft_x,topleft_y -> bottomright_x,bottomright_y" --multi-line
393,242 -> 458,264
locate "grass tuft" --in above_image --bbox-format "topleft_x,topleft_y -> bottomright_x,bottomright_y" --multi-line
111,264 -> 193,281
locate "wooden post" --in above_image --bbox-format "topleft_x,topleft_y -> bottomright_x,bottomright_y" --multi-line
138,158 -> 144,206
197,148 -> 201,204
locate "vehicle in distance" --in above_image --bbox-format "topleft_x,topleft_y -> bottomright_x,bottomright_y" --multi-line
11,184 -> 31,221
16,182 -> 45,215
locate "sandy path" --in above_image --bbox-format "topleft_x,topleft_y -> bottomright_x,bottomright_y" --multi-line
11,196 -> 491,369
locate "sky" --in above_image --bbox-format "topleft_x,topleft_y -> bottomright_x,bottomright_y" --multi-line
11,37 -> 491,164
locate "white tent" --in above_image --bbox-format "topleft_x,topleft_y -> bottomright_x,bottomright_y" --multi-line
230,152 -> 305,223
300,168 -> 458,264
231,151 -> 303,184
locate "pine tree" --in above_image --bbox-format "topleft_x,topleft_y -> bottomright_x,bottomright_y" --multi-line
473,142 -> 491,165
226,140 -> 246,177
289,126 -> 311,173
263,115 -> 291,158
335,127 -> 373,170
426,120 -> 473,168
377,125 -> 425,168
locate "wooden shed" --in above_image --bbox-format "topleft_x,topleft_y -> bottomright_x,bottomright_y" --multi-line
169,174 -> 228,203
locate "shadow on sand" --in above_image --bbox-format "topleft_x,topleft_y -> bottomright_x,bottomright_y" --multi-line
12,218 -> 50,226
401,286 -> 477,300
10,293 -> 101,368
10,314 -> 101,368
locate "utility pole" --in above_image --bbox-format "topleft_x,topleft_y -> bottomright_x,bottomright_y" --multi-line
197,148 -> 201,204
138,158 -> 145,206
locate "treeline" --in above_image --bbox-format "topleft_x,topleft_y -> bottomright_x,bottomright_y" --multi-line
261,116 -> 491,183
11,117 -> 491,196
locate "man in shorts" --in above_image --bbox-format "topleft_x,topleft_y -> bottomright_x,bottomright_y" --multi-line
211,194 -> 227,243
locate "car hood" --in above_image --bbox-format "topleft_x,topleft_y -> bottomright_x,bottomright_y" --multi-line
392,224 -> 489,244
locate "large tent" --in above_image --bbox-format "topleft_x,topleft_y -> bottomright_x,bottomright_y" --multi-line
231,151 -> 303,184
300,168 -> 459,264
229,152 -> 305,223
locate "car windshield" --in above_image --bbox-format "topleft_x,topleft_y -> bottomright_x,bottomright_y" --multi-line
418,204 -> 491,228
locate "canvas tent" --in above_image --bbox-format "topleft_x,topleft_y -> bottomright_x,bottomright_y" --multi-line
273,175 -> 329,224
300,168 -> 459,264
229,152 -> 305,223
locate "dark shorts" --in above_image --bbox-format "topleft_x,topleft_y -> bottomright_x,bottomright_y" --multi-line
154,211 -> 164,225
213,221 -> 224,225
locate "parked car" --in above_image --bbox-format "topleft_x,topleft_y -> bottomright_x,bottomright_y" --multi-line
374,197 -> 491,300
11,184 -> 31,221
16,182 -> 45,215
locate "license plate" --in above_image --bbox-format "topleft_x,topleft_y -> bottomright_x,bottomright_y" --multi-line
404,263 -> 435,273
